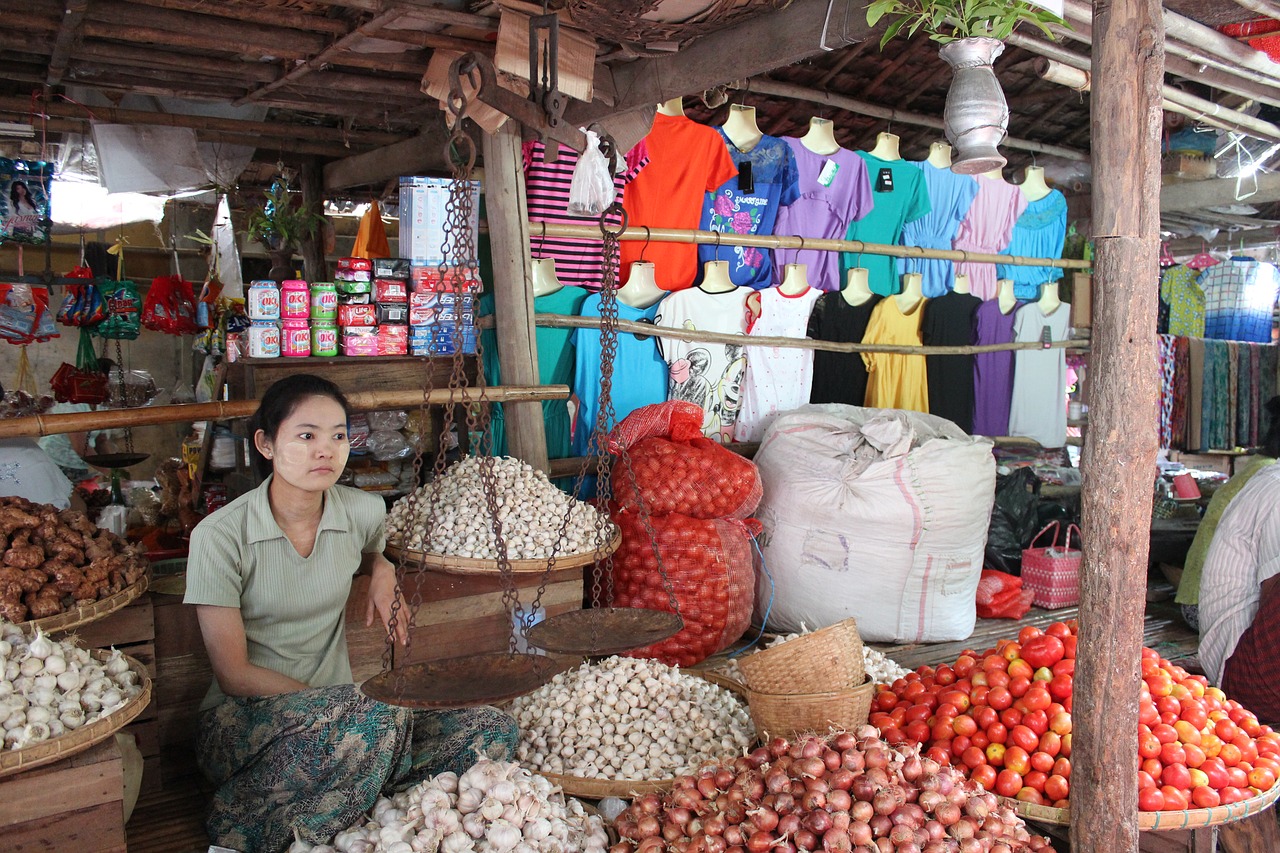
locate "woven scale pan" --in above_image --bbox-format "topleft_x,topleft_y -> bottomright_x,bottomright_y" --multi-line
384,526 -> 620,576
0,650 -> 152,779
1000,782 -> 1280,830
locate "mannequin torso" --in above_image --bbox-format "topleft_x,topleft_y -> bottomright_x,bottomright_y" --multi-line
1021,166 -> 1052,202
869,132 -> 901,161
996,279 -> 1017,314
800,117 -> 839,155
953,273 -> 971,295
700,260 -> 738,294
927,142 -> 953,169
723,104 -> 763,152
895,273 -> 924,313
1037,281 -> 1062,315
779,263 -> 811,296
843,267 -> 874,306
657,97 -> 685,117
617,261 -> 665,309
531,258 -> 563,298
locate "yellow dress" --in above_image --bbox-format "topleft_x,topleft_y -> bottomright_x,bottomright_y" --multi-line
862,297 -> 929,412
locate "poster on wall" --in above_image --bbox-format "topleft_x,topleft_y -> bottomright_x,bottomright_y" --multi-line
0,159 -> 53,245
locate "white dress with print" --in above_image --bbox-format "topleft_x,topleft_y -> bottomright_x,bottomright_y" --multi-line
735,286 -> 822,442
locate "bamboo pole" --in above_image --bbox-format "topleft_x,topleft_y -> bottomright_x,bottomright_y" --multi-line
518,313 -> 1087,356
0,386 -> 569,440
530,223 -> 1092,269
1071,0 -> 1164,849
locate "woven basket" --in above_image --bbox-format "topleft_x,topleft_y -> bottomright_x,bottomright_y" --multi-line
0,650 -> 152,779
998,780 -> 1280,829
16,574 -> 150,636
745,679 -> 875,741
384,526 -> 620,576
737,618 -> 865,694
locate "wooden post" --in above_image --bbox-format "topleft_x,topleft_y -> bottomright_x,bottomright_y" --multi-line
1073,1 -> 1164,852
482,123 -> 548,472
299,160 -> 328,283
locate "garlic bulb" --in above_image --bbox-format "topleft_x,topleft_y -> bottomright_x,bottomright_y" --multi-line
385,456 -> 609,559
716,632 -> 912,687
510,655 -> 755,781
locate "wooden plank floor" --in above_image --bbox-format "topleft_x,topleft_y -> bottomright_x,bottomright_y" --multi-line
126,774 -> 212,853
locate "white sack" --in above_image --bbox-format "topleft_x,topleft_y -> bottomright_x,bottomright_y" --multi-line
754,405 -> 996,643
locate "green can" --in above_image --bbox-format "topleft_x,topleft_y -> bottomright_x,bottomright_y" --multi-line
310,282 -> 338,321
311,322 -> 338,357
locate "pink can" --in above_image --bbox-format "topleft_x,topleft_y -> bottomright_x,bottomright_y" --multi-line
280,279 -> 311,320
281,320 -> 312,357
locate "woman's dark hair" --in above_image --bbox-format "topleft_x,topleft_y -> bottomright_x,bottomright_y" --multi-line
1264,396 -> 1280,459
9,181 -> 30,208
248,374 -> 350,478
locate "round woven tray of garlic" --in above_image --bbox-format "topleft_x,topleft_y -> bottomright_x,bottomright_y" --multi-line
510,656 -> 755,790
385,457 -> 614,563
295,757 -> 610,853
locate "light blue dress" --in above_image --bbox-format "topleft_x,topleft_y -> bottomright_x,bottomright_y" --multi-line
995,189 -> 1068,300
898,162 -> 979,297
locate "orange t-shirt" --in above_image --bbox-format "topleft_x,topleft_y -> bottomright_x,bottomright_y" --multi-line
621,113 -> 738,291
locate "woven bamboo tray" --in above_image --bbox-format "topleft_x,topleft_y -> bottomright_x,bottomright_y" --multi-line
998,781 -> 1280,830
16,574 -> 150,636
0,649 -> 152,779
523,671 -> 750,799
385,526 -> 620,575
737,618 -> 865,694
744,679 -> 875,742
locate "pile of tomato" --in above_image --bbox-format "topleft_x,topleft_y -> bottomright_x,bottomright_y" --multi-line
868,620 -> 1280,812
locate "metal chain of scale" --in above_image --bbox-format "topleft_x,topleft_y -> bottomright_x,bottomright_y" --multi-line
363,58 -> 565,708
522,143 -> 684,658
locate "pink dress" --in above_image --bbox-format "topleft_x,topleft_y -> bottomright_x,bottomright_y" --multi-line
952,175 -> 1028,300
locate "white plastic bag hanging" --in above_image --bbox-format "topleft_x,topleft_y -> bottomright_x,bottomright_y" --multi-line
567,129 -> 615,216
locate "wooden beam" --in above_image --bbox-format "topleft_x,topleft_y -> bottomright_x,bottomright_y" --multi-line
80,14 -> 325,59
236,8 -> 404,106
1162,171 -> 1280,212
76,42 -> 281,83
1073,4 -> 1164,853
363,26 -> 497,53
1,95 -> 404,147
125,0 -> 352,34
300,161 -> 328,282
323,122 -> 453,190
46,0 -> 88,85
482,123 -> 548,473
567,0 -> 869,122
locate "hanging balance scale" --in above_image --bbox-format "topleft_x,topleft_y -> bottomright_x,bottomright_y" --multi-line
82,340 -> 150,501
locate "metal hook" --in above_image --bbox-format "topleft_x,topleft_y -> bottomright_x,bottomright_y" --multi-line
713,229 -> 723,263
639,226 -> 651,263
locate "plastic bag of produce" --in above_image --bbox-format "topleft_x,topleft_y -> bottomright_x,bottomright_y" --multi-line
974,569 -> 1036,619
609,401 -> 762,519
754,405 -> 996,643
611,509 -> 758,667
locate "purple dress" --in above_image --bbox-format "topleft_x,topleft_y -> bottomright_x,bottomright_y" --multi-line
772,140 -> 874,292
972,298 -> 1017,436
952,175 -> 1028,300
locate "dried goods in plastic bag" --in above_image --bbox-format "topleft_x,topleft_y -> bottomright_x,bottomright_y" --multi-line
974,569 -> 1036,620
612,509 -> 759,667
610,401 -> 762,519
567,129 -> 615,216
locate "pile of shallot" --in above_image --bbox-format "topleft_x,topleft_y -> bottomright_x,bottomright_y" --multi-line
612,727 -> 1053,853
511,656 -> 755,780
0,622 -> 143,750
295,757 -> 610,853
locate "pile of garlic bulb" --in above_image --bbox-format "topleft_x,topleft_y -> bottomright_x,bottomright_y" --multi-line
385,457 -> 607,559
0,621 -> 144,750
714,637 -> 911,687
511,656 -> 755,781
293,758 -> 609,853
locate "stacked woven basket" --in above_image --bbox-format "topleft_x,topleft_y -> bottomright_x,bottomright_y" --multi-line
736,618 -> 874,739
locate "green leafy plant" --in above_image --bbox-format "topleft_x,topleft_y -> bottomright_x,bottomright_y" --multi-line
866,0 -> 1065,48
245,182 -> 323,252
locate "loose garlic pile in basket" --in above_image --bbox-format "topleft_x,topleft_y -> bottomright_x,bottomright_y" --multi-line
715,631 -> 912,686
0,622 -> 144,750
296,758 -> 609,853
385,457 -> 607,560
511,656 -> 755,781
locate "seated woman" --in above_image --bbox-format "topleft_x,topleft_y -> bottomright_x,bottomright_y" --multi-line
184,374 -> 517,852
1175,396 -> 1280,631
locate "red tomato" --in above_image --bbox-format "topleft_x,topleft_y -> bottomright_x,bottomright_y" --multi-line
1008,658 -> 1034,681
1160,786 -> 1189,811
953,735 -> 972,755
1049,712 -> 1073,736
1010,725 -> 1040,753
1048,673 -> 1074,701
1018,625 -> 1043,644
1020,634 -> 1066,670
1030,749 -> 1056,774
1023,770 -> 1048,793
1045,622 -> 1072,640
1039,732 -> 1063,758
954,655 -> 976,678
986,743 -> 1007,766
1045,773 -> 1070,801
1138,770 -> 1157,791
1139,730 -> 1163,760
953,716 -> 979,738
1160,742 -> 1188,767
1220,786 -> 1248,804
1004,746 -> 1032,776
1138,787 -> 1165,812
974,706 -> 1000,730
987,723 -> 1009,745
1000,708 -> 1024,729
1152,723 -> 1179,745
988,687 -> 1013,711
1162,762 -> 1192,791
1023,686 -> 1053,712
1023,710 -> 1050,736
971,764 -> 998,791
1248,766 -> 1277,792
961,746 -> 987,769
1191,785 -> 1221,809
1053,757 -> 1072,779
1015,787 -> 1046,805
1009,676 -> 1032,698
1062,634 -> 1078,659
995,769 -> 1024,798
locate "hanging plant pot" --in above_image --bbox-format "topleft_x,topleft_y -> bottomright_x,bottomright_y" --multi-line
939,36 -> 1010,175
267,246 -> 295,283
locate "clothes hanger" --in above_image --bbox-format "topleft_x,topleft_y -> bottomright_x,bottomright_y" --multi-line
1159,242 -> 1177,268
1187,239 -> 1219,270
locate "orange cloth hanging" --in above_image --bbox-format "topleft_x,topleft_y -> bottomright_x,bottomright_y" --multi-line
351,201 -> 391,259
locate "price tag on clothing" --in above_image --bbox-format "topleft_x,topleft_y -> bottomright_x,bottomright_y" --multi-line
875,168 -> 895,193
818,159 -> 840,187
737,161 -> 754,194
1041,325 -> 1053,348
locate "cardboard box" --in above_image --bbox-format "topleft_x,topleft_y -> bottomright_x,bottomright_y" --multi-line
400,176 -> 480,265
409,327 -> 478,355
409,291 -> 478,325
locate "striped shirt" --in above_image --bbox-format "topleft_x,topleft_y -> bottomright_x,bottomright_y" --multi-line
524,139 -> 648,291
1198,462 -> 1280,684
184,476 -> 387,710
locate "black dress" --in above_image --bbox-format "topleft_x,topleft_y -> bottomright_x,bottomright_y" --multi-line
922,291 -> 982,432
807,292 -> 883,405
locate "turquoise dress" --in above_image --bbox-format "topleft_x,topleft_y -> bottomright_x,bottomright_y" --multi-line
840,152 -> 932,297
995,189 -> 1068,300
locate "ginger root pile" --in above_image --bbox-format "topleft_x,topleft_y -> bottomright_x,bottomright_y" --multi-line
0,497 -> 148,623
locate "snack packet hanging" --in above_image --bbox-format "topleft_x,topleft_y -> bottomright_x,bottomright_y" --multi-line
0,159 -> 53,245
93,279 -> 142,340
